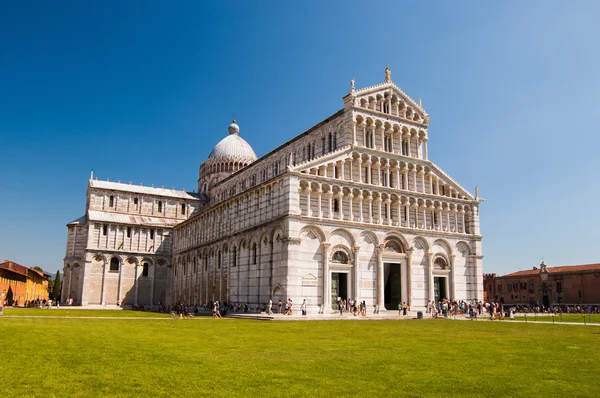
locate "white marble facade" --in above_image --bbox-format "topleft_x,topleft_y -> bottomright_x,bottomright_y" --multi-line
64,70 -> 484,311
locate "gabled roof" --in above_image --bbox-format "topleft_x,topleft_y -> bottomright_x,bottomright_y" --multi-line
350,80 -> 428,118
504,263 -> 600,277
89,179 -> 199,200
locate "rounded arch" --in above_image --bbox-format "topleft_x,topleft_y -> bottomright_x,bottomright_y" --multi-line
358,230 -> 379,247
299,225 -> 326,243
156,258 -> 168,267
329,228 -> 355,248
383,234 -> 407,253
140,257 -> 153,266
92,253 -> 107,264
330,246 -> 350,264
126,256 -> 139,266
456,241 -> 471,257
259,231 -> 270,247
432,238 -> 453,256
412,236 -> 429,252
271,225 -> 284,243
432,254 -> 449,270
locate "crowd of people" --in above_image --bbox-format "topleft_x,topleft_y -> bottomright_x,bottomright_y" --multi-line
507,304 -> 600,314
153,297 -> 600,320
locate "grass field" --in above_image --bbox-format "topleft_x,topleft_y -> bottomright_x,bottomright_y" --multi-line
511,313 -> 600,324
2,308 -> 171,318
1,310 -> 599,397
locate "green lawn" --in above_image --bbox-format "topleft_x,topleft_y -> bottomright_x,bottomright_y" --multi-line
0,316 -> 598,397
2,307 -> 171,318
511,313 -> 600,324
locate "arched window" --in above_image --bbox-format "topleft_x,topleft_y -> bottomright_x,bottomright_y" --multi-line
109,257 -> 119,272
157,200 -> 163,213
333,133 -> 337,150
181,203 -> 186,215
332,251 -> 348,264
384,239 -> 404,253
142,262 -> 149,277
366,131 -> 373,148
109,195 -> 114,207
434,257 -> 448,269
333,198 -> 339,213
252,243 -> 257,265
385,136 -> 392,152
232,246 -> 237,267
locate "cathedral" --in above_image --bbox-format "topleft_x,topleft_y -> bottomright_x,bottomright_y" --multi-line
62,69 -> 484,312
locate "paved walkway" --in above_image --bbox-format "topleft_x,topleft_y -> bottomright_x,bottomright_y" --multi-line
3,309 -> 599,325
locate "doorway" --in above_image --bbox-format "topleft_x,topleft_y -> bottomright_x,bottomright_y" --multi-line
331,273 -> 348,309
434,276 -> 447,303
384,263 -> 401,310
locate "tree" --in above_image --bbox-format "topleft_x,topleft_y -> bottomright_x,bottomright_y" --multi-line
31,266 -> 43,272
51,271 -> 61,301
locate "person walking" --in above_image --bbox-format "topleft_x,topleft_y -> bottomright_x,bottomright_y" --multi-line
301,299 -> 307,316
268,299 -> 273,315
278,300 -> 282,314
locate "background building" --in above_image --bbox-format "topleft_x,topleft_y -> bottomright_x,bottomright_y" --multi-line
484,261 -> 600,306
0,260 -> 49,306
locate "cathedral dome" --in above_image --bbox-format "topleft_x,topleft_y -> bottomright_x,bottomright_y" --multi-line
206,121 -> 257,164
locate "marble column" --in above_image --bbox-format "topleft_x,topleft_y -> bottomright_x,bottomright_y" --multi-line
353,246 -> 360,301
406,248 -> 413,308
449,254 -> 456,300
376,245 -> 385,310
317,185 -> 322,218
306,186 -> 312,217
427,252 -> 434,302
134,263 -> 140,306
322,243 -> 331,310
359,194 -> 364,222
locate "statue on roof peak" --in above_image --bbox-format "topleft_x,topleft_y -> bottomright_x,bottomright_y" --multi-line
385,67 -> 391,83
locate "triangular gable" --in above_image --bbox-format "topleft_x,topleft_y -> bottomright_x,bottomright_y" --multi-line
345,81 -> 428,123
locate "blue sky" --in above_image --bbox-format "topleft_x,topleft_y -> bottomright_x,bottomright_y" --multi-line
1,1 -> 599,274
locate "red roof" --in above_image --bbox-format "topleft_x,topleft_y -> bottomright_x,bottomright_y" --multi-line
0,260 -> 28,276
504,263 -> 600,277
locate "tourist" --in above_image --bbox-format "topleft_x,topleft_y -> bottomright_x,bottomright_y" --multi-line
402,302 -> 408,316
278,300 -> 282,314
398,302 -> 402,316
301,299 -> 307,316
268,299 -> 273,315
338,299 -> 343,316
